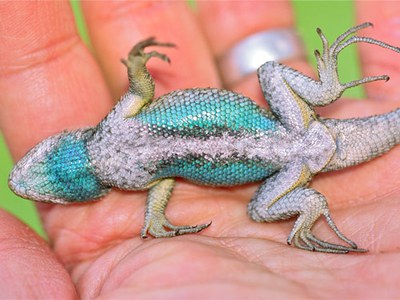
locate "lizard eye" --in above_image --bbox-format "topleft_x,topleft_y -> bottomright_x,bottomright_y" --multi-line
8,130 -> 109,204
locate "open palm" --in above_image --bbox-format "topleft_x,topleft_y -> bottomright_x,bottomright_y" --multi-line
0,2 -> 399,298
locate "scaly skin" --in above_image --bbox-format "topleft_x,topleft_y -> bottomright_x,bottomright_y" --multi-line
8,24 -> 400,253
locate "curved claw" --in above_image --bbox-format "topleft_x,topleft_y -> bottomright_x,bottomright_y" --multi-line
334,35 -> 400,57
316,27 -> 329,59
141,218 -> 211,238
343,75 -> 390,89
330,22 -> 373,52
123,37 -> 176,68
144,51 -> 172,64
173,222 -> 212,236
128,36 -> 175,57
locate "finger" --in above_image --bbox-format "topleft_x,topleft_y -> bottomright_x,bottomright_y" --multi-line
0,209 -> 76,298
356,2 -> 400,102
0,2 -> 113,160
196,2 -> 313,104
81,2 -> 219,99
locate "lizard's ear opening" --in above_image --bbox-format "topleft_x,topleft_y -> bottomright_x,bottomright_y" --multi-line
8,129 -> 110,204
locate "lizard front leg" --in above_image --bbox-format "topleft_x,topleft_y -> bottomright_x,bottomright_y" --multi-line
109,38 -> 175,120
247,163 -> 366,253
141,178 -> 211,238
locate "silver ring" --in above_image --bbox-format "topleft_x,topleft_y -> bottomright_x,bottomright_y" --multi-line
218,29 -> 305,86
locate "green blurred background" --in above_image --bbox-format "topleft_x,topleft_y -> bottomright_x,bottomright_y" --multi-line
0,1 -> 360,236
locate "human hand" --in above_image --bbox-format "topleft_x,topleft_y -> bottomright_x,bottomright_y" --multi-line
0,2 -> 399,298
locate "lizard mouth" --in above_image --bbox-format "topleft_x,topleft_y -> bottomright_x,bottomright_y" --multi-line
8,174 -> 28,199
8,151 -> 36,200
8,158 -> 70,204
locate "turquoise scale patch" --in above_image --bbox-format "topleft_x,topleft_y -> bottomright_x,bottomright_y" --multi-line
153,157 -> 278,186
136,89 -> 277,136
36,135 -> 105,201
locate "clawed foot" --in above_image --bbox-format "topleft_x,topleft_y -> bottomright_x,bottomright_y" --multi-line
140,179 -> 211,238
121,37 -> 175,67
311,22 -> 400,106
141,213 -> 211,238
288,211 -> 367,254
288,229 -> 367,254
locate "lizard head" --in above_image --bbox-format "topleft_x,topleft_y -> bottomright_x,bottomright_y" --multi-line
8,129 -> 109,204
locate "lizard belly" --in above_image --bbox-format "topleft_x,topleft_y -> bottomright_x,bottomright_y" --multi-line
137,89 -> 281,186
129,129 -> 282,187
89,88 -> 282,189
144,134 -> 281,186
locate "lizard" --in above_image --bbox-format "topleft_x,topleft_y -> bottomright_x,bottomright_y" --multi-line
8,23 -> 400,254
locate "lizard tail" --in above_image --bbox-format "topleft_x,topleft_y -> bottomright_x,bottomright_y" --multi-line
322,108 -> 400,172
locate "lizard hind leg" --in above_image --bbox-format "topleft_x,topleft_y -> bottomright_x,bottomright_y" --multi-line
141,179 -> 211,238
256,23 -> 400,131
247,165 -> 367,253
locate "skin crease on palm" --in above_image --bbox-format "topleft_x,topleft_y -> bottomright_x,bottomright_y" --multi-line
0,1 -> 400,299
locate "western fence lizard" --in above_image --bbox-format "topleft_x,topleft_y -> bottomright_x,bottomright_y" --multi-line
8,23 -> 400,254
